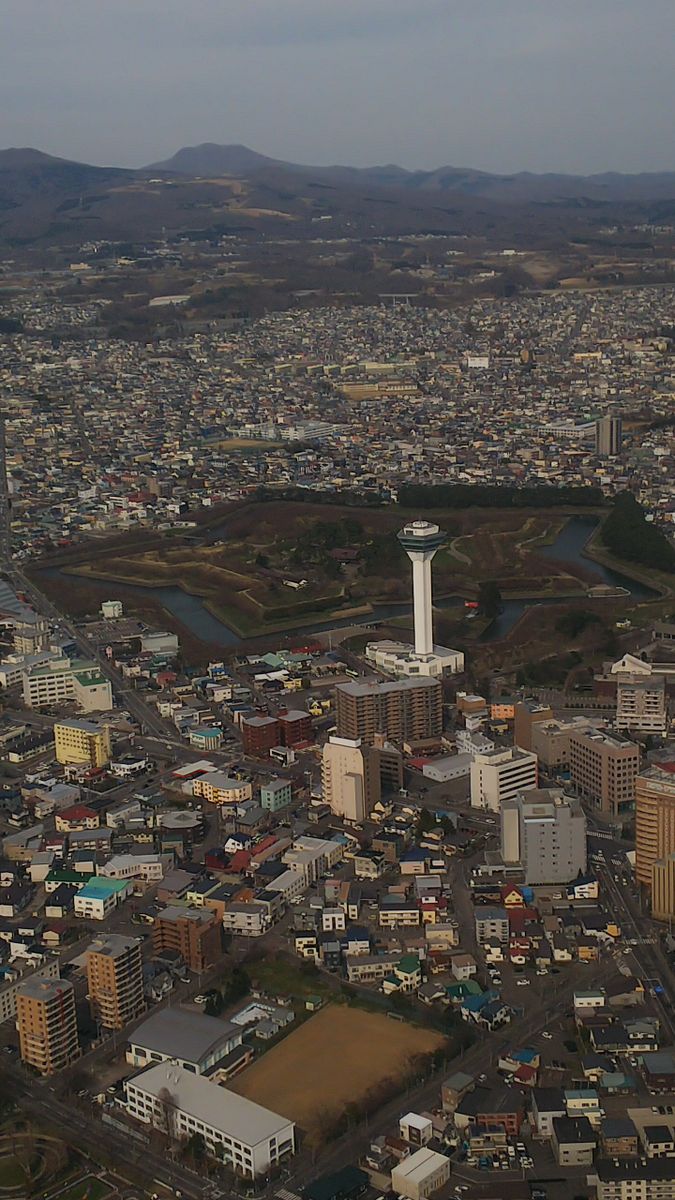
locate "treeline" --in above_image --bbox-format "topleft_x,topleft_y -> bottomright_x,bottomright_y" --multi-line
255,485 -> 384,507
398,483 -> 604,509
601,492 -> 675,573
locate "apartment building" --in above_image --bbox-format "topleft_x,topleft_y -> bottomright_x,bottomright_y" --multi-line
636,764 -> 675,888
16,975 -> 79,1075
192,772 -> 253,807
54,718 -> 112,767
595,1157 -> 675,1200
85,934 -> 144,1031
335,676 -> 442,747
124,1063 -> 295,1177
152,906 -> 222,972
501,788 -> 587,885
470,746 -> 538,812
321,735 -> 380,824
241,715 -> 280,756
616,674 -> 667,735
569,729 -> 640,818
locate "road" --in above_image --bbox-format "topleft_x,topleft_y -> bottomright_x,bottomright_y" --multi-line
7,562 -> 178,742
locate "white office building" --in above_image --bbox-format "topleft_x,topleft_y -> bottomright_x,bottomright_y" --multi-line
124,1063 -> 295,1177
470,746 -> 538,812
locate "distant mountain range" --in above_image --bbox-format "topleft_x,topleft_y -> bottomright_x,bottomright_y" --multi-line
148,142 -> 675,203
2,142 -> 675,247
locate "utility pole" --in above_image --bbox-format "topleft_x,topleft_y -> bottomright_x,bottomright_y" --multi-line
0,413 -> 11,563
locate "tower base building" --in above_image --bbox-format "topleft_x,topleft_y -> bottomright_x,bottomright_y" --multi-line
366,520 -> 463,678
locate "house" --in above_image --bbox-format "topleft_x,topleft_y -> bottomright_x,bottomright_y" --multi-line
400,1112 -> 433,1147
641,1050 -> 675,1093
642,1125 -> 675,1159
600,1116 -> 639,1158
450,953 -> 477,981
552,1115 -> 597,1166
476,998 -> 511,1031
382,954 -> 422,995
54,805 -> 99,832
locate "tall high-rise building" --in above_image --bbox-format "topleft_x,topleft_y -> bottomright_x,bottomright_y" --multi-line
86,934 -> 144,1031
501,788 -> 587,885
470,746 -> 538,812
16,975 -> 79,1075
335,676 -> 443,748
635,764 -> 675,889
569,728 -> 640,818
321,736 -> 381,824
595,415 -> 623,457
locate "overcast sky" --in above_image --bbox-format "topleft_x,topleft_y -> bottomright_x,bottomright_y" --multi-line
2,0 -> 674,173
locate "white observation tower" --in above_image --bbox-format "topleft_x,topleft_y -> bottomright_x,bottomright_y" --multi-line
397,520 -> 446,659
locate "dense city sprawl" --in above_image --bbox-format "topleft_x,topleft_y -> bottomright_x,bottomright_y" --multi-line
1,285 -> 675,557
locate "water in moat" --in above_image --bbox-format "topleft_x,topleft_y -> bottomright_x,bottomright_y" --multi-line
39,515 -> 657,648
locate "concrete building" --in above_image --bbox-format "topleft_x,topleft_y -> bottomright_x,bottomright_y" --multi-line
514,701 -> 554,752
22,657 -> 112,712
126,1008 -> 242,1074
335,676 -> 443,748
241,715 -> 280,756
364,521 -> 463,678
636,764 -> 675,889
192,772 -> 253,807
85,934 -> 144,1031
552,1115 -> 597,1166
501,788 -> 587,885
124,1062 -> 295,1177
321,735 -> 380,824
16,974 -> 79,1075
595,1157 -> 675,1200
531,716 -> 606,770
470,746 -> 538,812
569,728 -> 640,818
616,674 -> 667,735
54,718 -> 112,768
152,906 -> 222,972
596,414 -> 623,457
260,778 -> 292,813
390,1147 -> 451,1200
651,854 -> 675,921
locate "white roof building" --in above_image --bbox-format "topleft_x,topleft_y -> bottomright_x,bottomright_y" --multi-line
124,1062 -> 295,1177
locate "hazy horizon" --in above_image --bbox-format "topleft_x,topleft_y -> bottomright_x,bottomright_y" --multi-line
3,0 -> 675,175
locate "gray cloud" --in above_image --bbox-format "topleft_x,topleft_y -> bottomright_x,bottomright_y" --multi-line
2,0 -> 674,172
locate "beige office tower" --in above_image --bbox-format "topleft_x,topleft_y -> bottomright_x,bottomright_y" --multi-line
322,736 -> 381,823
16,975 -> 79,1075
86,934 -> 144,1030
636,766 -> 675,889
568,728 -> 640,818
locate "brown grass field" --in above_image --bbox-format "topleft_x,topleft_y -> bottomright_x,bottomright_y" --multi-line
228,1005 -> 443,1137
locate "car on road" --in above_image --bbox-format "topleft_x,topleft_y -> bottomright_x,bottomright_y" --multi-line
542,1031 -> 553,1039
516,978 -> 530,986
193,995 -> 208,1004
